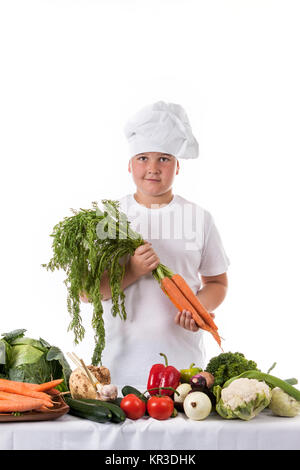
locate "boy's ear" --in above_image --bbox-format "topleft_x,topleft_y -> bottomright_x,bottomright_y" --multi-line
128,160 -> 131,173
176,160 -> 180,175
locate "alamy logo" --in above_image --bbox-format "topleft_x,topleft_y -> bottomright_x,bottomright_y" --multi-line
95,200 -> 204,251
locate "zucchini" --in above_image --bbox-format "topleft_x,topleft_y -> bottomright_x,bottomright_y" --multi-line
64,396 -> 112,423
68,408 -> 111,423
78,398 -> 126,423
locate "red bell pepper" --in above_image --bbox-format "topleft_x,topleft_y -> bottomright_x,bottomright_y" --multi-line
147,353 -> 181,396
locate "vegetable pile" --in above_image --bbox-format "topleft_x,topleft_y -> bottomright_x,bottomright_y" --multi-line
0,329 -> 71,391
42,200 -> 222,366
2,346 -> 299,424
116,354 -> 216,422
63,350 -> 300,423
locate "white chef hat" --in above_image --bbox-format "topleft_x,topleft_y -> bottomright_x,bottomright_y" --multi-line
124,101 -> 199,159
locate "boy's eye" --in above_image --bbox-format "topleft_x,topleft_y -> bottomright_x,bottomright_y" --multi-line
137,156 -> 170,162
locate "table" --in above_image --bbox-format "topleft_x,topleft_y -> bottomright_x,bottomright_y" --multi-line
1,408 -> 300,450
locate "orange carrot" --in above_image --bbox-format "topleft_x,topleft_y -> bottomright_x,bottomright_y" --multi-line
161,277 -> 222,348
161,280 -> 206,329
0,378 -> 63,393
0,391 -> 36,401
34,379 -> 63,392
161,285 -> 185,314
171,273 -> 218,331
0,380 -> 53,406
0,379 -> 35,388
0,397 -> 47,413
0,391 -> 48,409
197,322 -> 223,349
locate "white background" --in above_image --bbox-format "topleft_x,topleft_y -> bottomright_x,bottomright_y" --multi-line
0,0 -> 299,383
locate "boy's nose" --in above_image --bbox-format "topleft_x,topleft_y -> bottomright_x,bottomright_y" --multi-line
147,164 -> 160,174
147,170 -> 160,178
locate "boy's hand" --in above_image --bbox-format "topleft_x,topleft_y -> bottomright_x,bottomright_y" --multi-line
128,242 -> 160,278
174,310 -> 215,332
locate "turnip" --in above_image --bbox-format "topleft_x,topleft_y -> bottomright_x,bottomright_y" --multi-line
183,391 -> 212,420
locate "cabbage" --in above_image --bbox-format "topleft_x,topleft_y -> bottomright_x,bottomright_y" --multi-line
269,387 -> 300,417
0,329 -> 71,391
214,378 -> 271,421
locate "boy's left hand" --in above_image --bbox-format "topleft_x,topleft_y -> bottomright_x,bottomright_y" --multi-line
174,310 -> 215,332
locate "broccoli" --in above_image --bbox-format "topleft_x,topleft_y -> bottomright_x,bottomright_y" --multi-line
205,352 -> 259,387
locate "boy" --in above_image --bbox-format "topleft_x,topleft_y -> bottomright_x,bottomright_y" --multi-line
82,101 -> 229,386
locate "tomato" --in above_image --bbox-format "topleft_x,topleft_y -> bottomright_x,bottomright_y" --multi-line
120,394 -> 146,420
147,395 -> 174,420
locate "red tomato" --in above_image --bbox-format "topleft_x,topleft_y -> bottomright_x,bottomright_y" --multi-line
120,394 -> 146,420
147,396 -> 174,420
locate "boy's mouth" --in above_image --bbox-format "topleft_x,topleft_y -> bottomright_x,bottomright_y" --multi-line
145,178 -> 161,182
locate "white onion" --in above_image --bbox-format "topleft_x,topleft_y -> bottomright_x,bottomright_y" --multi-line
183,391 -> 212,420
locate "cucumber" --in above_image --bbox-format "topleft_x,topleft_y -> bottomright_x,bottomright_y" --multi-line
64,396 -> 112,423
77,398 -> 126,423
121,385 -> 147,403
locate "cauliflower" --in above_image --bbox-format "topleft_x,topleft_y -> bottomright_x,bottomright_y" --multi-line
215,378 -> 271,421
221,378 -> 271,409
269,387 -> 300,417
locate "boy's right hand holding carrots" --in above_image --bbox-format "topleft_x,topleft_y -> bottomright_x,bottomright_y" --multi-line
127,242 -> 160,278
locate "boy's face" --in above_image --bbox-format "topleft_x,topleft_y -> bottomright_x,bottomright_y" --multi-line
128,152 -> 179,197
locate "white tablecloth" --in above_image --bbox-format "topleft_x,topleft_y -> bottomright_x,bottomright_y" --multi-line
1,408 -> 300,450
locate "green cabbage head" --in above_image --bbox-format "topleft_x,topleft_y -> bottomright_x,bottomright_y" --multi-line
214,377 -> 271,421
0,329 -> 71,391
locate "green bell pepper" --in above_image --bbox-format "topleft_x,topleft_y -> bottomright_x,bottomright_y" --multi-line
180,363 -> 202,383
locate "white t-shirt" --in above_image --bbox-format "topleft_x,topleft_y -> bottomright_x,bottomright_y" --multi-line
101,194 -> 230,387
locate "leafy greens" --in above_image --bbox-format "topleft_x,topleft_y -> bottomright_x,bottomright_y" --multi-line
0,329 -> 71,390
42,200 -> 155,365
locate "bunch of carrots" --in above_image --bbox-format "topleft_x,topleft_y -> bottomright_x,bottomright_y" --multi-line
0,378 -> 64,414
153,265 -> 223,349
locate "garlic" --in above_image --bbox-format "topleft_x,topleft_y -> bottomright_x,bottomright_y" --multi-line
96,383 -> 118,401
